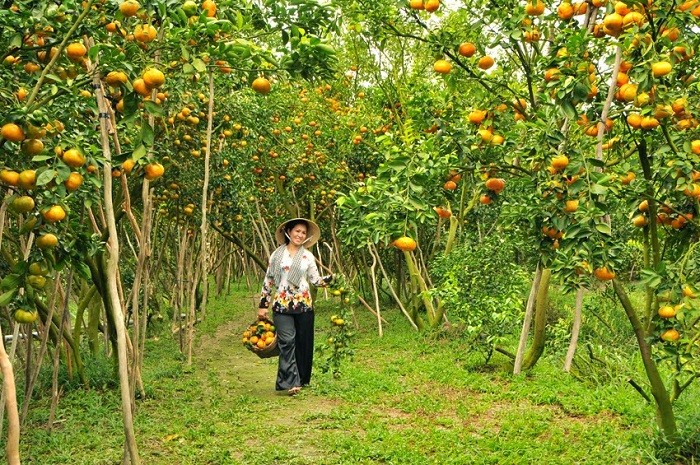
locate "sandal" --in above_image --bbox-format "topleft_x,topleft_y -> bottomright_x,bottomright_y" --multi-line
288,386 -> 302,396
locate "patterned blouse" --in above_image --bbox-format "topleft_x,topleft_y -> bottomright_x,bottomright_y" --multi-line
259,246 -> 325,313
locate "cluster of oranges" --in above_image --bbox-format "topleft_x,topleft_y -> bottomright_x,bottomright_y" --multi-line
242,320 -> 276,351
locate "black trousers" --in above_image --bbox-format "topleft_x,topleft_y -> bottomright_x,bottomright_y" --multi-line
273,311 -> 315,390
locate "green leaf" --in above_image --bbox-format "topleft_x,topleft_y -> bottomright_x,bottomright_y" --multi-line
183,63 -> 195,74
140,121 -> 155,146
590,183 -> 608,195
595,222 -> 611,235
36,169 -> 57,186
133,145 -> 148,161
143,101 -> 164,116
0,289 -> 16,307
192,58 -> 207,73
1,274 -> 22,291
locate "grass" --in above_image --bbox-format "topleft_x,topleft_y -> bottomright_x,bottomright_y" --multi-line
12,279 -> 700,464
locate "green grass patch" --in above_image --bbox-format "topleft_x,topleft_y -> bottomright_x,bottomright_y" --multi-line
15,279 -> 700,464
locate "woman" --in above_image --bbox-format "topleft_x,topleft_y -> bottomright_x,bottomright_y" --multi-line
258,218 -> 332,395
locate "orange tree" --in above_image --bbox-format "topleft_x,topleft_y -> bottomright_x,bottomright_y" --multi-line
330,0 -> 700,442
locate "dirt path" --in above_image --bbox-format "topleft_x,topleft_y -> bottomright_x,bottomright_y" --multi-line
191,294 -> 339,462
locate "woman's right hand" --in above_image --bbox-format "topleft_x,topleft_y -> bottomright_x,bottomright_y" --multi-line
257,307 -> 268,319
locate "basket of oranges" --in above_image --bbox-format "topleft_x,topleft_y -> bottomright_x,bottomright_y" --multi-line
242,316 -> 279,358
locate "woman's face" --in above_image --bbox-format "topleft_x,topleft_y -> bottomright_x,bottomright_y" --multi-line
287,223 -> 308,246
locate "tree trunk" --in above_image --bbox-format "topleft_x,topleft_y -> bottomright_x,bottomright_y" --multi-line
522,268 -> 551,370
564,287 -> 584,372
612,280 -> 677,439
514,264 -> 542,374
93,68 -> 141,464
0,328 -> 21,465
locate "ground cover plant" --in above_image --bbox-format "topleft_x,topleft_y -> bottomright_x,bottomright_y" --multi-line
14,283 -> 700,464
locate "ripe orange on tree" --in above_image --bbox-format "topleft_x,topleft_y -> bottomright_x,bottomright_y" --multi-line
485,177 -> 506,194
0,170 -> 20,186
64,172 -> 84,191
62,148 -> 86,168
142,68 -> 165,88
18,170 -> 37,190
409,0 -> 424,9
651,61 -> 672,78
394,236 -> 417,252
252,77 -> 271,94
1,123 -> 25,142
433,59 -> 452,74
550,154 -> 569,171
593,266 -> 616,281
632,215 -> 648,227
660,328 -> 680,342
657,305 -> 678,319
564,199 -> 579,213
105,71 -> 128,87
478,55 -> 495,70
458,42 -> 476,57
65,42 -> 87,61
42,205 -> 67,223
144,162 -> 165,181
37,233 -> 59,249
525,0 -> 545,15
134,24 -> 157,43
119,0 -> 140,17
444,180 -> 457,190
202,0 -> 217,17
424,0 -> 440,11
468,110 -> 487,125
21,139 -> 44,155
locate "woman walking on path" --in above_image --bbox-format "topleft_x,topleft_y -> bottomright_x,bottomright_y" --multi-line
258,218 -> 332,395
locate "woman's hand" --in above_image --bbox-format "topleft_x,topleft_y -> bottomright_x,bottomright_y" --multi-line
257,307 -> 268,319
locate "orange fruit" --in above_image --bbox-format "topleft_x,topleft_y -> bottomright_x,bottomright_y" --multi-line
133,24 -> 157,43
444,180 -> 457,190
640,116 -> 660,130
18,170 -> 37,190
37,233 -> 58,249
21,138 -> 44,155
424,0 -> 440,11
394,236 -> 417,251
525,0 -> 545,15
468,110 -> 487,125
434,206 -> 452,218
42,205 -> 67,223
11,195 -> 35,213
105,71 -> 128,86
639,199 -> 649,211
551,154 -> 569,171
1,123 -> 25,142
627,113 -> 643,129
142,68 -> 165,88
557,1 -> 575,19
433,59 -> 452,74
133,78 -> 151,96
657,305 -> 677,319
485,177 -> 506,193
0,169 -> 20,186
409,0 -> 424,8
593,266 -> 616,281
62,149 -> 86,168
202,0 -> 217,16
479,194 -> 492,204
122,158 -> 136,174
458,42 -> 476,57
119,0 -> 140,16
144,162 -> 165,181
65,42 -> 87,61
632,215 -> 648,227
252,77 -> 271,94
660,328 -> 680,342
651,61 -> 672,78
64,172 -> 84,191
564,199 -> 579,213
478,55 -> 495,70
